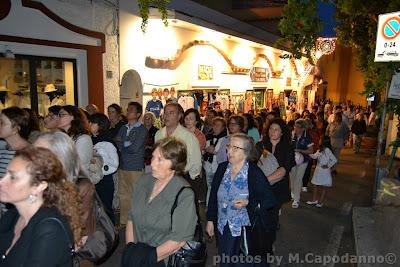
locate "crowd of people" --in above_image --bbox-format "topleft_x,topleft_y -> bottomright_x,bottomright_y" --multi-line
0,98 -> 375,266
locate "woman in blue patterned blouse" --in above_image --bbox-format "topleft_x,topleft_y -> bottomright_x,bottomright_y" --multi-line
206,133 -> 277,266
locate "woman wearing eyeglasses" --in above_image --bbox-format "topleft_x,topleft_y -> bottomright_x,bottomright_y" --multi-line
206,133 -> 277,266
44,105 -> 62,130
57,105 -> 95,183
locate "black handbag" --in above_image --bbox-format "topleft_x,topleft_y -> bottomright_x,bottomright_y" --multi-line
167,186 -> 207,267
240,204 -> 275,256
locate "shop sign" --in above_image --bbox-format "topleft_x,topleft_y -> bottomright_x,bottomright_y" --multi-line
389,72 -> 400,99
250,67 -> 270,82
375,11 -> 400,62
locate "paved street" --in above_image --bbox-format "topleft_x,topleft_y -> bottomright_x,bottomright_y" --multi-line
272,147 -> 376,267
101,146 -> 376,267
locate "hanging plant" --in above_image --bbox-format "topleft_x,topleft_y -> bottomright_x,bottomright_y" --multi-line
277,0 -> 323,64
138,0 -> 171,32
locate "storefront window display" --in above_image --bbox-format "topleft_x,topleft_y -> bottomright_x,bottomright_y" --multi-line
176,89 -> 230,114
0,56 -> 77,116
246,89 -> 265,111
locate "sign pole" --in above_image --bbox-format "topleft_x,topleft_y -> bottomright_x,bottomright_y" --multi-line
373,74 -> 392,201
373,11 -> 400,201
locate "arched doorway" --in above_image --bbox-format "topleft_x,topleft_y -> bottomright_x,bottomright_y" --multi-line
120,69 -> 142,109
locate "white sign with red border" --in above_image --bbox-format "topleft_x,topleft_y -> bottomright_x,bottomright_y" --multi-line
375,11 -> 400,62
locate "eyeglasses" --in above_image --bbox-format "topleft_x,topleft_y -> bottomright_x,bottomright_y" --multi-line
229,122 -> 238,126
45,114 -> 58,119
226,144 -> 246,152
58,112 -> 70,117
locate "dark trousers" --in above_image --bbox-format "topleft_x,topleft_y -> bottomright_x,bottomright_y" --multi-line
217,224 -> 269,267
95,174 -> 115,224
302,160 -> 314,187
184,172 -> 207,203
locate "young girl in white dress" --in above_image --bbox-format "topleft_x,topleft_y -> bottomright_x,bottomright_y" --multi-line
306,136 -> 337,208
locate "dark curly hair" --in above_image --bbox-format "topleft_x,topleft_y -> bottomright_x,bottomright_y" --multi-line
2,107 -> 31,139
154,137 -> 187,177
16,147 -> 83,243
265,118 -> 291,144
61,105 -> 90,140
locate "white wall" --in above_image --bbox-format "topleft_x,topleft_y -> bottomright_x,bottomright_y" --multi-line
37,0 -> 120,109
119,0 -> 303,106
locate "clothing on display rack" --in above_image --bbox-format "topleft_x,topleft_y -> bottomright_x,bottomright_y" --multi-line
215,94 -> 229,111
177,94 -> 194,111
237,98 -> 244,113
244,95 -> 253,113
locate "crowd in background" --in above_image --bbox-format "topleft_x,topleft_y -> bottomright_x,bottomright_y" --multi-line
0,97 -> 376,266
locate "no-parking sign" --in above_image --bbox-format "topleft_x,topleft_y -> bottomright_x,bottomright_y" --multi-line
375,11 -> 400,62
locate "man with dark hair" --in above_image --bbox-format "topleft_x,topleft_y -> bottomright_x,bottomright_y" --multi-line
116,101 -> 147,225
155,103 -> 202,181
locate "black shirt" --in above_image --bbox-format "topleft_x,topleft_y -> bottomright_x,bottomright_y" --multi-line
256,138 -> 295,205
108,120 -> 125,140
0,207 -> 73,267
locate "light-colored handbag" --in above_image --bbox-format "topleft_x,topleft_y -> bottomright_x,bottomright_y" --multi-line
257,149 -> 280,185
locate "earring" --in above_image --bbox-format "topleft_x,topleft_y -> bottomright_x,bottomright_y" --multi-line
28,194 -> 37,204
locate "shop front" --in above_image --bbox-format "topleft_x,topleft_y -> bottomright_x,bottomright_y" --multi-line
0,55 -> 77,115
119,0 -> 314,115
0,0 -> 107,114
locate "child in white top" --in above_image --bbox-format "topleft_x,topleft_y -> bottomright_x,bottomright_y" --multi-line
306,136 -> 337,208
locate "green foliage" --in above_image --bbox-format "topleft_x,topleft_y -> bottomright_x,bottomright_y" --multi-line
278,0 -> 323,64
137,0 -> 171,32
336,0 -> 400,114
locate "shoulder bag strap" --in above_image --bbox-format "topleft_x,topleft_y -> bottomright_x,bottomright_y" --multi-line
170,186 -> 191,220
170,186 -> 204,242
38,217 -> 75,254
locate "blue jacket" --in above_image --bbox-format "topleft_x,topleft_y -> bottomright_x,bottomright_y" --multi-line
116,123 -> 147,171
206,161 -> 278,230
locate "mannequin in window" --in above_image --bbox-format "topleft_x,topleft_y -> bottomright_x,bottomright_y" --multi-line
146,88 -> 163,119
157,88 -> 163,100
167,87 -> 178,104
161,88 -> 169,107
